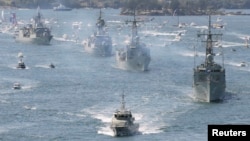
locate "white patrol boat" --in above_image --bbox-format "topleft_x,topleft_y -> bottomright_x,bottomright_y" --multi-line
110,94 -> 139,137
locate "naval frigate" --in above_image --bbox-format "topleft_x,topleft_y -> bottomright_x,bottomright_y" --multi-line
115,14 -> 151,71
83,9 -> 112,57
110,94 -> 139,137
15,7 -> 53,45
193,15 -> 226,102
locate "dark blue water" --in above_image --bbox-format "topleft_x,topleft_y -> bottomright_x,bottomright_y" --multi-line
0,8 -> 250,141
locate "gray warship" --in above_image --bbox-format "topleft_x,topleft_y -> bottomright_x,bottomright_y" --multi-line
15,7 -> 53,45
110,94 -> 139,137
115,15 -> 151,71
193,15 -> 226,102
83,9 -> 112,57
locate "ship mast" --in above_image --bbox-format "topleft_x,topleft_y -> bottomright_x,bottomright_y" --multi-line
120,94 -> 126,111
132,13 -> 138,42
126,9 -> 141,48
197,15 -> 223,67
96,9 -> 105,35
205,15 -> 214,66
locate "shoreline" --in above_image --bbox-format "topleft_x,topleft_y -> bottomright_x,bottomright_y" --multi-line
1,6 -> 250,16
120,9 -> 250,16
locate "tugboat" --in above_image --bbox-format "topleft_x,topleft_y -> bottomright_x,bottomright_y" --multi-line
115,13 -> 151,71
16,52 -> 26,69
83,9 -> 112,57
110,94 -> 139,137
193,15 -> 226,102
15,7 -> 53,45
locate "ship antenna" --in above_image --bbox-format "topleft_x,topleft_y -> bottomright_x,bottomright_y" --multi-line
125,9 -> 139,47
204,15 -> 214,66
207,15 -> 213,55
132,9 -> 138,40
96,8 -> 105,34
99,8 -> 102,20
208,15 -> 211,35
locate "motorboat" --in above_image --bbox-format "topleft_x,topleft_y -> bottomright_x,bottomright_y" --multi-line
110,94 -> 139,137
16,52 -> 26,69
13,83 -> 21,89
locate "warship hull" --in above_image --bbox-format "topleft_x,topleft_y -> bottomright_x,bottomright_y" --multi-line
84,44 -> 112,57
193,71 -> 226,102
111,125 -> 139,137
15,36 -> 53,45
53,8 -> 72,11
115,49 -> 150,71
84,35 -> 112,57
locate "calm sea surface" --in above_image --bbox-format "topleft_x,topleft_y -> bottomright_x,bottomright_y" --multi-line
0,8 -> 250,141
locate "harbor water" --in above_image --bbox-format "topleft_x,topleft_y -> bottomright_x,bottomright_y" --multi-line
0,8 -> 250,141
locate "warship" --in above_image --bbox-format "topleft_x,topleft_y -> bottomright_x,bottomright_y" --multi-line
115,14 -> 151,71
193,15 -> 226,102
110,94 -> 139,137
15,7 -> 53,45
83,9 -> 112,57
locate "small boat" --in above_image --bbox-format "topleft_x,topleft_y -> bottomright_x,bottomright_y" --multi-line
110,94 -> 139,137
53,4 -> 72,11
13,83 -> 21,89
49,63 -> 55,68
240,62 -> 246,67
16,60 -> 26,69
16,52 -> 26,69
72,21 -> 82,29
212,23 -> 224,29
190,22 -> 197,26
174,32 -> 182,41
